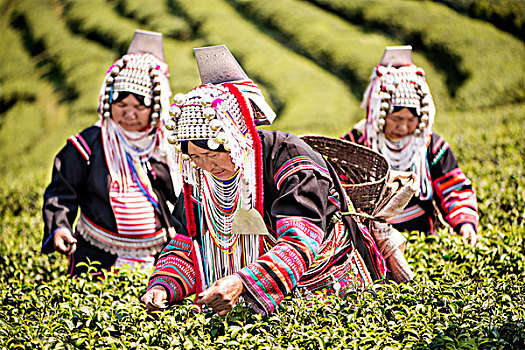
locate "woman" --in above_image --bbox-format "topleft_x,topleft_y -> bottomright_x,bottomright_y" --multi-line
141,70 -> 391,316
342,47 -> 479,247
41,30 -> 178,276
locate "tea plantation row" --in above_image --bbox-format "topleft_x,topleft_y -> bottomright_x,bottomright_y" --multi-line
1,0 -> 524,348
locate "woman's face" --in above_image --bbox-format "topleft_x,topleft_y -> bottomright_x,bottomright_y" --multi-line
111,94 -> 151,132
384,107 -> 419,140
187,142 -> 237,180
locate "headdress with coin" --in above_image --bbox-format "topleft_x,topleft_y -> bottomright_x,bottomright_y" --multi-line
166,45 -> 276,292
359,46 -> 436,200
81,30 -> 173,262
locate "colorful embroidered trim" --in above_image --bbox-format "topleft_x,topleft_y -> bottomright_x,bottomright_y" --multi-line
224,82 -> 264,215
235,216 -> 323,315
388,204 -> 427,224
147,233 -> 196,303
434,168 -> 478,230
274,156 -> 331,190
68,133 -> 92,163
77,213 -> 166,256
354,219 -> 387,279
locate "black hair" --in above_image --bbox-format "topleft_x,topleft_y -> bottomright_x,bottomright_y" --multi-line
392,106 -> 419,117
180,140 -> 227,154
112,91 -> 148,106
110,91 -> 154,124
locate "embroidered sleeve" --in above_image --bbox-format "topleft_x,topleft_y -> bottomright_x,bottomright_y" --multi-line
269,153 -> 337,231
274,156 -> 332,190
430,135 -> 479,232
341,128 -> 364,145
234,131 -> 340,314
147,233 -> 196,303
67,133 -> 92,164
235,217 -> 324,315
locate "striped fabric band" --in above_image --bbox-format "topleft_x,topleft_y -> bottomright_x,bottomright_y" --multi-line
274,156 -> 331,190
236,216 -> 324,314
297,245 -> 373,298
434,168 -> 478,229
434,168 -> 471,199
431,137 -> 451,166
77,211 -> 166,257
148,233 -> 196,303
327,188 -> 341,209
110,181 -> 158,236
68,133 -> 92,163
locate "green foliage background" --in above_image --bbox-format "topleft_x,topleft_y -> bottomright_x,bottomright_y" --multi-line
0,0 -> 524,348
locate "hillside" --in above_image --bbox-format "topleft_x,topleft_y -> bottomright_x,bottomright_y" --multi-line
1,0 -> 524,348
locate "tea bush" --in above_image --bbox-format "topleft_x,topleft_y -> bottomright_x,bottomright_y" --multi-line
1,0 -> 524,348
230,0 -> 452,110
433,0 -> 525,39
173,0 -> 361,136
308,0 -> 525,109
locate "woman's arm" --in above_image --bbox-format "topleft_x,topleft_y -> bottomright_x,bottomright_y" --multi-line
42,137 -> 89,254
430,134 -> 479,244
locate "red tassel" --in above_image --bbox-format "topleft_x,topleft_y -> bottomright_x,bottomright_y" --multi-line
183,182 -> 197,237
223,82 -> 264,216
190,240 -> 205,310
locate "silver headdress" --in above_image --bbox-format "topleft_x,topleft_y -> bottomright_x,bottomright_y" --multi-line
361,45 -> 434,137
167,46 -> 275,289
98,29 -> 171,127
166,45 -> 275,189
360,46 -> 436,200
194,45 -> 275,126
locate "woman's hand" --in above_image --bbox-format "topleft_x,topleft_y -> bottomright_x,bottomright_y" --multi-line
141,286 -> 168,311
196,274 -> 246,316
53,228 -> 77,255
459,224 -> 478,248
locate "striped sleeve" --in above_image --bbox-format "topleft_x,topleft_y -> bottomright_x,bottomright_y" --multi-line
274,156 -> 332,190
235,217 -> 324,315
67,133 -> 92,164
433,168 -> 479,231
430,135 -> 479,232
147,233 -> 196,303
341,128 -> 365,145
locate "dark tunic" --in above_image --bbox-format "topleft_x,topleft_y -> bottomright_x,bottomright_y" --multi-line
42,125 -> 177,276
343,129 -> 479,234
147,130 -> 384,314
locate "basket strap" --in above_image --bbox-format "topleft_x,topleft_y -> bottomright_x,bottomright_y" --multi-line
338,211 -> 386,223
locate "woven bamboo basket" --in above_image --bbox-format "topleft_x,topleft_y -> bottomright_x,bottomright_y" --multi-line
301,135 -> 390,215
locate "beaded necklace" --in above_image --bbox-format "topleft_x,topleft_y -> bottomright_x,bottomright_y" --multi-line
201,170 -> 242,252
199,170 -> 261,286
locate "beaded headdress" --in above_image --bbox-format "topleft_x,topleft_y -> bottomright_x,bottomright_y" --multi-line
98,30 -> 171,127
166,46 -> 274,210
361,46 -> 434,138
83,30 -> 174,261
360,46 -> 436,200
166,46 -> 275,292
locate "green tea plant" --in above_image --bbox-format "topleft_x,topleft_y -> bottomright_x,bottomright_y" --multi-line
173,0 -> 361,136
0,0 -> 524,348
308,0 -> 525,109
433,0 -> 525,39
